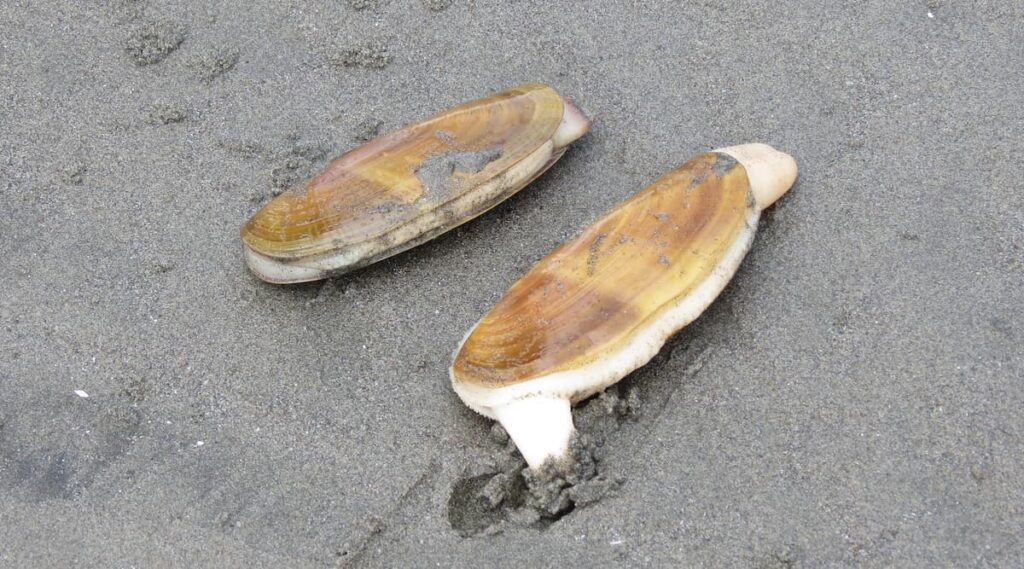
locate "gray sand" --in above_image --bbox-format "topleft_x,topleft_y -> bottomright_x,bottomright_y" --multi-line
1,1 -> 1022,567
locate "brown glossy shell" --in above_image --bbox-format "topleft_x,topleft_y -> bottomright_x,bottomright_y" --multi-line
241,83 -> 565,259
452,152 -> 753,388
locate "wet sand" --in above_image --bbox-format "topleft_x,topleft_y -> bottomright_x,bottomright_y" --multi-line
1,1 -> 1021,566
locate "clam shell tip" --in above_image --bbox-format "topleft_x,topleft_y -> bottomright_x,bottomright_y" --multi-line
551,99 -> 592,149
716,143 -> 797,210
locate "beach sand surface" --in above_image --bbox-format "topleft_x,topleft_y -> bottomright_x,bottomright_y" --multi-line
1,1 -> 1021,566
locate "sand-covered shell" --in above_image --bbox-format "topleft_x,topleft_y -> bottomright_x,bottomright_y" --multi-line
241,83 -> 591,283
451,144 -> 798,469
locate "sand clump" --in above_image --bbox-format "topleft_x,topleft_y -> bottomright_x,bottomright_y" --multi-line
125,21 -> 185,65
269,139 -> 333,195
447,387 -> 638,537
346,0 -> 378,10
190,48 -> 239,82
330,42 -> 391,69
421,0 -> 453,11
352,118 -> 384,142
148,103 -> 187,125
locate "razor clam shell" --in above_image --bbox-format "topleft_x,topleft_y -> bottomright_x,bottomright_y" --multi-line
241,83 -> 568,279
452,152 -> 755,399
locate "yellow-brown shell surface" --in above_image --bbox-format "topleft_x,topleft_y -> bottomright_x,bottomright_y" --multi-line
241,83 -> 565,260
453,152 -> 752,388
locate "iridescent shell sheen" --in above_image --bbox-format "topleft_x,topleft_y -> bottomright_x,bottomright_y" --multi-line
241,83 -> 591,283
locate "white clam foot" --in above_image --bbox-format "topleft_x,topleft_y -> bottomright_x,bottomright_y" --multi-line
491,395 -> 575,470
716,143 -> 798,210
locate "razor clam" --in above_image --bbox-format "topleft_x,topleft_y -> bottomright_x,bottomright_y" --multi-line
451,144 -> 798,470
241,83 -> 591,284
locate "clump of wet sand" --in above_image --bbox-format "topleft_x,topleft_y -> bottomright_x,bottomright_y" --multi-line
330,42 -> 391,69
447,387 -> 638,536
124,21 -> 185,66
